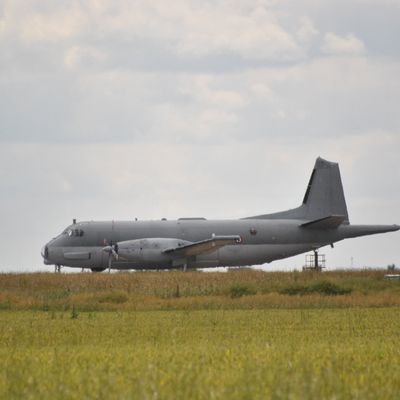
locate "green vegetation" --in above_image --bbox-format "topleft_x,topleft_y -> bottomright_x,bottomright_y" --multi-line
0,271 -> 399,399
0,308 -> 399,399
279,281 -> 352,296
229,283 -> 257,298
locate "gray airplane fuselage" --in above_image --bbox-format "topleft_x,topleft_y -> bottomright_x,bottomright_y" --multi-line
42,218 -> 398,270
41,158 -> 399,271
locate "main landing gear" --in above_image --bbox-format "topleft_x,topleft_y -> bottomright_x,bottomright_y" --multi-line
91,268 -> 107,273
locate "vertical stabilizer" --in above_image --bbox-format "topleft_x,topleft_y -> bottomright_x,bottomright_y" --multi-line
301,157 -> 349,223
244,157 -> 349,223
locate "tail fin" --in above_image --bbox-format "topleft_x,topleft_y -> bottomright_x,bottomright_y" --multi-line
244,157 -> 349,223
301,157 -> 349,222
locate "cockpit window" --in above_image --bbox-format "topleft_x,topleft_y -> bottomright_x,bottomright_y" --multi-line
66,229 -> 84,237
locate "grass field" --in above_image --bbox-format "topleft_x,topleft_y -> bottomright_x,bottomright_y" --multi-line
1,269 -> 400,311
0,270 -> 399,399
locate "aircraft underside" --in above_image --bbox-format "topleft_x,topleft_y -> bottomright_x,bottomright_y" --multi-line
46,243 -> 323,270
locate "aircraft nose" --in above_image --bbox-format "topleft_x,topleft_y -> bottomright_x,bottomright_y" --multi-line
40,244 -> 49,260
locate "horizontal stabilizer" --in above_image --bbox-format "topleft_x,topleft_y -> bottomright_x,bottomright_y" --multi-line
300,215 -> 346,229
163,235 -> 240,257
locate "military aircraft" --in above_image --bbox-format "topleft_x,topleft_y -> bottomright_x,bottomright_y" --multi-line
42,157 -> 399,272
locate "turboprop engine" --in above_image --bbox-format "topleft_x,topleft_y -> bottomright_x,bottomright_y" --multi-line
103,238 -> 191,265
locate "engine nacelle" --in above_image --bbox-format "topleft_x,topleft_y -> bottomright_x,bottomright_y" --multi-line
116,238 -> 190,263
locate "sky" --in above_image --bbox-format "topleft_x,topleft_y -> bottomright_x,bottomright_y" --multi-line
0,0 -> 399,272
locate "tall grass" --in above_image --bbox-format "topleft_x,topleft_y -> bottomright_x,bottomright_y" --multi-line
0,269 -> 399,311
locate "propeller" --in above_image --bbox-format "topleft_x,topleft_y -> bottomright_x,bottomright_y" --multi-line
102,242 -> 119,269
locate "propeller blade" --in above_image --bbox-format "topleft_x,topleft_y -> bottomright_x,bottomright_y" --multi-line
102,245 -> 112,253
102,243 -> 119,268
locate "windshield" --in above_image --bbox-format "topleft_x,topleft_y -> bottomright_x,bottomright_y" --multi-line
64,228 -> 84,237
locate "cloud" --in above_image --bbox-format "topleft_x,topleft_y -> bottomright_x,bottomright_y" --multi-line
179,75 -> 247,109
0,0 -> 306,63
296,16 -> 319,43
2,54 -> 399,146
1,2 -> 86,43
64,46 -> 107,69
321,32 -> 366,56
174,4 -> 304,61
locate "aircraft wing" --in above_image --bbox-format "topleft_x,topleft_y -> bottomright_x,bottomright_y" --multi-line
300,215 -> 346,229
163,235 -> 241,257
